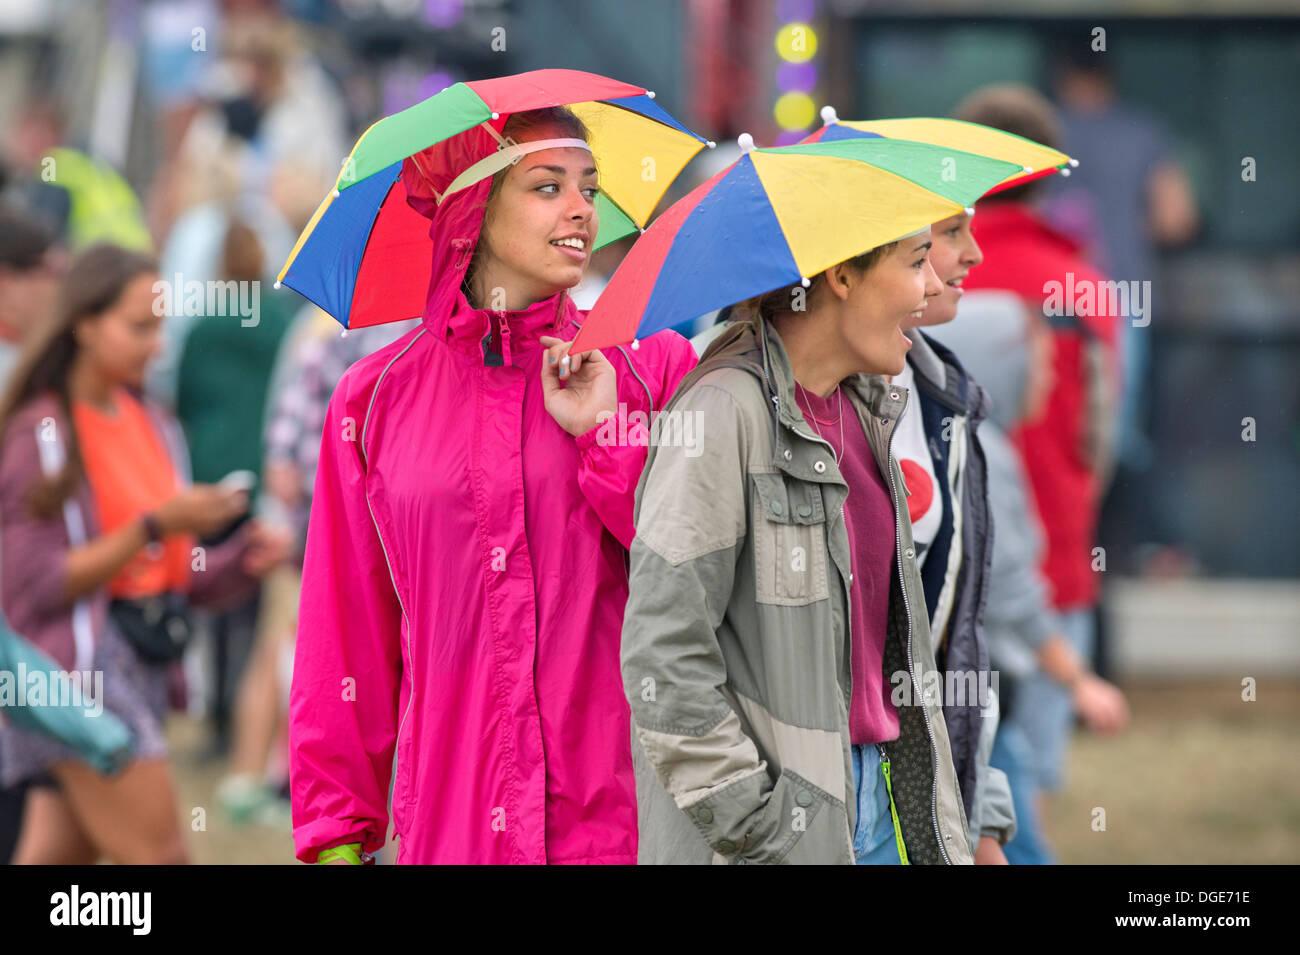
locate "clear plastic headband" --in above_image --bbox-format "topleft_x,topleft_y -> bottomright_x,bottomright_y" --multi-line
439,137 -> 592,202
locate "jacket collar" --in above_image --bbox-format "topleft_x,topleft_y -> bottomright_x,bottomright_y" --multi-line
695,318 -> 909,478
903,328 -> 989,422
437,286 -> 578,359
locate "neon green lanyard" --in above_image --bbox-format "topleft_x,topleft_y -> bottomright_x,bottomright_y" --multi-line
877,744 -> 911,865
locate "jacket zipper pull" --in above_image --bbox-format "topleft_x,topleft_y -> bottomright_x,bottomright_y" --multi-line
498,318 -> 512,366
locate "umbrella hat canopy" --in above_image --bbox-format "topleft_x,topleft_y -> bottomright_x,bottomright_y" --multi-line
804,113 -> 1076,196
570,136 -> 1023,353
278,70 -> 709,330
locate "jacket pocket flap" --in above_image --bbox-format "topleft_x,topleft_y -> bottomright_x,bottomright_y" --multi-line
751,472 -> 824,525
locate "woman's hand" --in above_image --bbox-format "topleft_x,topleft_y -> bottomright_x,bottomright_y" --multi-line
1071,674 -> 1130,735
539,335 -> 617,437
241,519 -> 294,577
156,484 -> 249,538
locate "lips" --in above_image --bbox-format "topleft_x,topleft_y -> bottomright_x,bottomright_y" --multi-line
550,235 -> 587,263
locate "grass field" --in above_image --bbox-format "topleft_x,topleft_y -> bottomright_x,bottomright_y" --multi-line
170,677 -> 1300,865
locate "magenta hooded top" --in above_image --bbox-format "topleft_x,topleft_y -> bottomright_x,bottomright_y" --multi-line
288,124 -> 698,864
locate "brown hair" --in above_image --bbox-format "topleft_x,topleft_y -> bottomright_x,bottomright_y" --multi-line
0,243 -> 157,519
952,84 -> 1062,203
738,242 -> 898,323
462,106 -> 594,307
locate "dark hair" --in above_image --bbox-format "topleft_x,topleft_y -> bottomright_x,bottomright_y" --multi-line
952,83 -> 1062,203
462,106 -> 594,307
0,206 -> 56,271
0,243 -> 157,519
738,242 -> 898,323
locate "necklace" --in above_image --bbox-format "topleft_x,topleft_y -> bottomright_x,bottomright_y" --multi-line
797,381 -> 844,466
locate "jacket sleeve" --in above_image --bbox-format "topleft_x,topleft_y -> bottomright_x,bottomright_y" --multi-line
967,688 -> 1017,849
622,379 -> 801,863
575,334 -> 698,550
984,438 -> 1060,655
188,522 -> 259,612
288,383 -> 404,864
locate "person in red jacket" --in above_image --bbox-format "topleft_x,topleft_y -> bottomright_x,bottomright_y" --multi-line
953,85 -> 1121,807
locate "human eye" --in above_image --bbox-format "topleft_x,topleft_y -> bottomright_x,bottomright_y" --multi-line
536,182 -> 560,194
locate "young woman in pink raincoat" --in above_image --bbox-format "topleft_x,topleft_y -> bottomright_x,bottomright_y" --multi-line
289,107 -> 698,865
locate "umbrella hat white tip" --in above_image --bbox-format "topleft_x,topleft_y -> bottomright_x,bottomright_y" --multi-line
738,132 -> 755,153
647,90 -> 656,99
706,141 -> 717,149
820,105 -> 839,125
1069,158 -> 1079,167
1060,167 -> 1071,177
273,280 -> 281,290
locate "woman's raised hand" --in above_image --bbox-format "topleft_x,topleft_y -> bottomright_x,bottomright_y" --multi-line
539,335 -> 618,437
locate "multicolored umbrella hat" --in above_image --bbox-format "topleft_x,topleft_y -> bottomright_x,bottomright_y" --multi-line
805,107 -> 1077,197
275,69 -> 711,330
569,133 -> 1024,354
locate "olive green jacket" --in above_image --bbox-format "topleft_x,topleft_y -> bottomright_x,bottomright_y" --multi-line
622,319 -> 973,864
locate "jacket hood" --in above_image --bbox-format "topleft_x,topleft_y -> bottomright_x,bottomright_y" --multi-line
401,119 -> 517,342
926,289 -> 1031,430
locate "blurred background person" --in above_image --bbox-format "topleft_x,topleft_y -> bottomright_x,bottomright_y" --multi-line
931,290 -> 1130,864
0,100 -> 152,254
173,218 -> 295,760
0,243 -> 287,863
1046,41 -> 1200,480
954,83 -> 1123,839
0,207 -> 64,387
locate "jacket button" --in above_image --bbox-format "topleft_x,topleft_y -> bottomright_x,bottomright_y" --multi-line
696,807 -> 713,824
783,449 -> 792,461
795,791 -> 813,808
849,573 -> 854,583
813,461 -> 826,474
890,391 -> 900,401
904,547 -> 915,559
716,839 -> 735,854
880,417 -> 888,425
770,501 -> 784,516
798,504 -> 812,518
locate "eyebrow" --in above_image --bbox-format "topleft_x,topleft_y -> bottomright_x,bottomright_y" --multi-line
529,164 -> 598,177
911,240 -> 933,252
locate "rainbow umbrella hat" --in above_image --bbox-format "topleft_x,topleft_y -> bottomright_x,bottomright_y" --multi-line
275,69 -> 711,330
570,134 -> 1024,354
805,108 -> 1077,197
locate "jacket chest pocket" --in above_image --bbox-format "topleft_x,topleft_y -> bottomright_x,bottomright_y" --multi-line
751,472 -> 830,606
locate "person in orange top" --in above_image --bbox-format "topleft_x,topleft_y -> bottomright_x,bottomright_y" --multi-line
0,243 -> 290,864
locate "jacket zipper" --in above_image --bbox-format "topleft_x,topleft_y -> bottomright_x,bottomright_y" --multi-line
883,399 -> 952,864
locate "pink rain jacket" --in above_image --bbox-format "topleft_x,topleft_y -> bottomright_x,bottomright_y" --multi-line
289,123 -> 698,864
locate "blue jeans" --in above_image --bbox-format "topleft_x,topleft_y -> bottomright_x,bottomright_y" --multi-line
989,721 -> 1055,865
1004,608 -> 1095,792
851,743 -> 904,865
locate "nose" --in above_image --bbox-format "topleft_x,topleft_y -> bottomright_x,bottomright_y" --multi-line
565,183 -> 593,223
964,234 -> 984,268
923,258 -> 943,298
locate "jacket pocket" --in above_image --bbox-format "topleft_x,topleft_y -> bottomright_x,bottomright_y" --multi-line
736,768 -> 841,864
750,472 -> 830,606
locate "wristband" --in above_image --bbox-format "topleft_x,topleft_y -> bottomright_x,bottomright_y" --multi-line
317,843 -> 364,865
